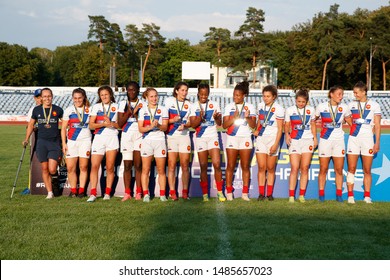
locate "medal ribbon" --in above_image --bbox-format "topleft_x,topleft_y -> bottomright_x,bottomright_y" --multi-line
358,100 -> 367,119
328,102 -> 338,126
148,105 -> 158,123
43,105 -> 52,127
296,106 -> 306,126
263,102 -> 274,124
199,100 -> 209,122
235,102 -> 245,119
102,102 -> 112,119
74,105 -> 85,124
128,99 -> 139,115
176,98 -> 185,121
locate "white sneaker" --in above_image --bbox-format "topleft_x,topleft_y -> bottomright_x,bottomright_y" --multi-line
226,193 -> 233,201
160,196 -> 167,202
46,192 -> 54,199
87,195 -> 97,202
364,197 -> 373,204
242,193 -> 250,201
103,194 -> 110,200
347,196 -> 355,204
143,194 -> 150,203
288,196 -> 295,203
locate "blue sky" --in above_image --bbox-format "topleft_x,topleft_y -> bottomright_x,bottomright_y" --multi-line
0,0 -> 388,50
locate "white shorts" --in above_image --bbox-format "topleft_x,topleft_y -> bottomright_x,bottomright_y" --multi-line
288,138 -> 314,155
120,130 -> 142,160
255,135 -> 280,156
318,138 -> 345,158
66,139 -> 91,158
194,136 -> 220,152
226,135 -> 253,150
91,134 -> 119,155
167,135 -> 191,153
141,139 -> 167,158
347,136 -> 375,156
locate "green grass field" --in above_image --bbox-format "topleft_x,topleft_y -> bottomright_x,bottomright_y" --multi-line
1,125 -> 390,260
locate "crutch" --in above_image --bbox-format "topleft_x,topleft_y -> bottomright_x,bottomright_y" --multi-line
10,144 -> 28,199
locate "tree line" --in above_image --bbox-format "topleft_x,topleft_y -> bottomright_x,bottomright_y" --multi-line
1,4 -> 389,90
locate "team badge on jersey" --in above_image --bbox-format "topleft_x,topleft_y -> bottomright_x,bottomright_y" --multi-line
245,142 -> 250,147
369,149 -> 373,154
338,107 -> 343,112
53,111 -> 57,116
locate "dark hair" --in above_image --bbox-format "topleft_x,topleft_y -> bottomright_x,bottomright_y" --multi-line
234,81 -> 249,96
126,81 -> 140,92
72,87 -> 90,107
295,88 -> 309,102
41,87 -> 53,97
97,85 -> 116,103
173,81 -> 189,98
353,81 -> 368,94
262,84 -> 278,98
197,84 -> 210,100
328,85 -> 344,99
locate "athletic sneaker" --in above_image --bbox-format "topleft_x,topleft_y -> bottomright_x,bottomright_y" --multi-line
319,195 -> 325,202
298,195 -> 305,203
203,194 -> 209,202
46,192 -> 54,199
160,195 -> 168,202
182,193 -> 190,200
87,195 -> 97,202
226,193 -> 233,201
267,195 -> 274,201
170,193 -> 178,201
364,197 -> 373,204
103,194 -> 111,200
288,196 -> 295,203
68,192 -> 76,198
143,194 -> 150,203
217,192 -> 226,202
347,196 -> 355,204
77,193 -> 85,198
242,193 -> 250,201
336,195 -> 343,203
135,193 -> 142,200
257,195 -> 266,201
121,194 -> 131,202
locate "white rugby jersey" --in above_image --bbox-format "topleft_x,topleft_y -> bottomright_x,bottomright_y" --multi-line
90,102 -> 119,136
223,102 -> 256,137
63,105 -> 92,141
190,100 -> 220,138
256,102 -> 285,137
284,105 -> 315,140
348,99 -> 381,137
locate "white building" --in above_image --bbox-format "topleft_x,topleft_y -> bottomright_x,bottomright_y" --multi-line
210,62 -> 278,89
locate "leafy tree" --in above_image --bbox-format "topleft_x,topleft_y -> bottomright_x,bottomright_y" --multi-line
235,7 -> 265,88
370,6 -> 390,90
124,23 -> 165,86
204,27 -> 231,87
0,43 -> 39,86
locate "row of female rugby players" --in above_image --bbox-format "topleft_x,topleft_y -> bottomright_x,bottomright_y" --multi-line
23,81 -> 381,204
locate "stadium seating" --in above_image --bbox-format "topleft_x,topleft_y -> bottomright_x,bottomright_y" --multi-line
0,89 -> 389,119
